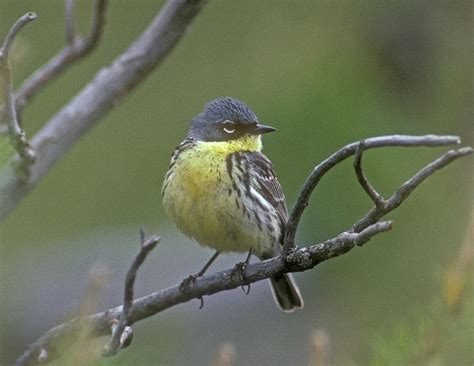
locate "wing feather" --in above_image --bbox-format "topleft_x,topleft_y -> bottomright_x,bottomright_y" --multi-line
243,151 -> 288,225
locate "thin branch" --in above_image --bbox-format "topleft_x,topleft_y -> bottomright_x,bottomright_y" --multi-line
15,139 -> 471,365
16,221 -> 391,366
64,0 -> 75,46
0,12 -> 37,59
87,0 -> 108,48
102,232 -> 160,357
0,12 -> 37,176
14,0 -> 108,115
351,146 -> 473,233
0,0 -> 207,221
283,134 -> 462,253
353,141 -> 385,208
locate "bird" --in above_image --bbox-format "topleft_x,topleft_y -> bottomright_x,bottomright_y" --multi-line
162,96 -> 303,312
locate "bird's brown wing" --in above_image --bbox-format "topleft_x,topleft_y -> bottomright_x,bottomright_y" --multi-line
242,151 -> 289,227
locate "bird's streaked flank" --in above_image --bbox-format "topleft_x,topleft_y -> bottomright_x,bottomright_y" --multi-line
162,97 -> 303,312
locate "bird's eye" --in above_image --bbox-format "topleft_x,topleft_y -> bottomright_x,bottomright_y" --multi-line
222,120 -> 235,134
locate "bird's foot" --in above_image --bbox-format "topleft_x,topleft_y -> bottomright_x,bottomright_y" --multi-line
179,274 -> 198,292
231,260 -> 251,295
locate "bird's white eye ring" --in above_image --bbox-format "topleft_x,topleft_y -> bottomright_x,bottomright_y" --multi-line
222,120 -> 235,134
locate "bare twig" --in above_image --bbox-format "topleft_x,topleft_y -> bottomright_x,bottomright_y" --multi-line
15,221 -> 391,366
351,146 -> 473,233
102,232 -> 159,357
0,0 -> 207,221
14,0 -> 108,115
0,12 -> 37,176
64,0 -> 75,46
0,12 -> 37,59
353,141 -> 385,208
283,134 -> 462,253
15,138 -> 471,365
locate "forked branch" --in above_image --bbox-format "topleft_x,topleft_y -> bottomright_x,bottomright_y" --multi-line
14,0 -> 108,116
0,12 -> 37,176
351,145 -> 472,233
102,231 -> 160,357
15,135 -> 472,366
0,0 -> 208,220
283,134 -> 462,253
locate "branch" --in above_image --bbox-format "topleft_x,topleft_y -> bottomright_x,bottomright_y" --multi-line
102,232 -> 160,357
14,0 -> 108,115
15,138 -> 472,365
0,12 -> 37,176
351,146 -> 473,233
16,221 -> 391,366
0,12 -> 37,59
283,134 -> 462,253
64,0 -> 76,46
353,141 -> 385,208
0,0 -> 207,221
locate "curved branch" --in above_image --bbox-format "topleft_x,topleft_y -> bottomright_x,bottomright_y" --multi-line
283,134 -> 462,253
15,139 -> 472,366
0,12 -> 37,59
351,146 -> 473,232
14,0 -> 108,115
353,141 -> 385,208
64,0 -> 76,46
0,12 -> 37,176
0,0 -> 207,221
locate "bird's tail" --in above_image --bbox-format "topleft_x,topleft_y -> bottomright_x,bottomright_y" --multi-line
269,273 -> 304,312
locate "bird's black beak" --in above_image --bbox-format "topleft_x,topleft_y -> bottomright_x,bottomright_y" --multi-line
253,123 -> 276,135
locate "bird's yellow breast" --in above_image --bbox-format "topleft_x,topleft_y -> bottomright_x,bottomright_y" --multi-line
162,135 -> 271,254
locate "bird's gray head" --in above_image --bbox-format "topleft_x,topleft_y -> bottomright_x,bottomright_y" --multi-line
187,97 -> 276,142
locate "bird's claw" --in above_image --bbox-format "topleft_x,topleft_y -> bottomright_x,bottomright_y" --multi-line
179,276 -> 205,308
232,261 -> 251,295
179,274 -> 197,292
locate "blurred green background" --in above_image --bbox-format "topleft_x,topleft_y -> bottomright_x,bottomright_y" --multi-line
1,0 -> 472,365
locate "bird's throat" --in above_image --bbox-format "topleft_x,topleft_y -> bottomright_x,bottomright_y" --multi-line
195,135 -> 262,157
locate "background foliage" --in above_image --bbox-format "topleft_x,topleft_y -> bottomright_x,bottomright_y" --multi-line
1,1 -> 472,365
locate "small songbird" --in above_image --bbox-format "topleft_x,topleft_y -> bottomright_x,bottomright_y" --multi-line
162,97 -> 303,312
